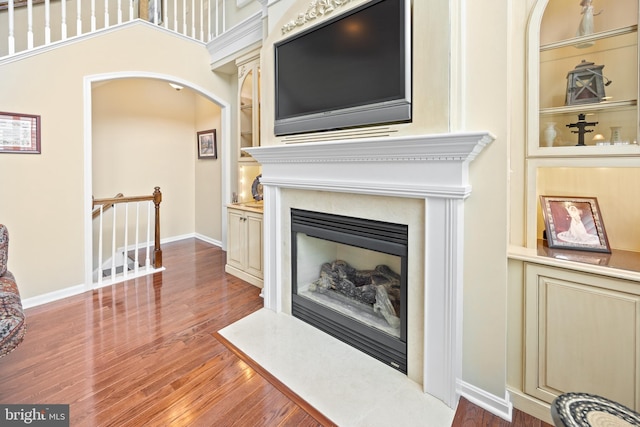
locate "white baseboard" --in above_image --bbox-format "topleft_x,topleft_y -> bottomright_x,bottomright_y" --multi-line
457,380 -> 513,422
193,233 -> 222,247
22,284 -> 87,309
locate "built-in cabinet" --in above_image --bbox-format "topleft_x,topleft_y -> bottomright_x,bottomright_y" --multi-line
509,0 -> 640,421
226,49 -> 263,288
225,205 -> 263,288
523,263 -> 640,410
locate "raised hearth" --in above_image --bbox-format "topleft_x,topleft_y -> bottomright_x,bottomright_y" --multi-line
245,132 -> 493,408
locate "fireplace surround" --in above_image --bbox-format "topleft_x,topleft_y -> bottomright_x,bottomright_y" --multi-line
245,132 -> 493,408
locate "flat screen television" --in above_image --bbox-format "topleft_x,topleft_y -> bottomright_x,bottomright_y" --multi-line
274,0 -> 411,136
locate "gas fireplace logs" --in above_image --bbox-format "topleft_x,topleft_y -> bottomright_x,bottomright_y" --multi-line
309,260 -> 401,328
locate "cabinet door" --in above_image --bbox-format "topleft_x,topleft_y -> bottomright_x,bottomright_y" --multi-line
245,212 -> 263,279
227,209 -> 246,270
524,264 -> 640,409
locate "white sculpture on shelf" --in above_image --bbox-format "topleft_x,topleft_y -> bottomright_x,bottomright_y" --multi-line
577,0 -> 603,38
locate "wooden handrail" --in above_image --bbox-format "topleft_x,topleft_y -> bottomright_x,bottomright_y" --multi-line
92,187 -> 162,269
92,193 -> 124,219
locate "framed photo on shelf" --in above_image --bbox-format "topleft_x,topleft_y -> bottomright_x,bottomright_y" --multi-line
0,111 -> 41,154
197,129 -> 217,159
540,196 -> 611,253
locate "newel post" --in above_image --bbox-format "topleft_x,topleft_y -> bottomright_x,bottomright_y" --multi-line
153,186 -> 162,268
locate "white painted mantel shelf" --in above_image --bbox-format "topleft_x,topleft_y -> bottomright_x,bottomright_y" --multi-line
244,131 -> 495,409
246,132 -> 495,199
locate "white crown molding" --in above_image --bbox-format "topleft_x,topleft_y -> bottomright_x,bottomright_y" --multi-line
207,11 -> 263,68
281,0 -> 354,35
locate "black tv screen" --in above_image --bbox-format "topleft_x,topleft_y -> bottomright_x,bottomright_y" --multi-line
274,0 -> 411,136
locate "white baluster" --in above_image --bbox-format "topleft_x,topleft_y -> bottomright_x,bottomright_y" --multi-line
98,206 -> 104,286
111,204 -> 117,279
134,202 -> 140,274
199,0 -> 203,41
129,0 -> 134,22
123,202 -> 129,278
215,0 -> 218,37
173,0 -> 177,33
8,0 -> 15,55
182,0 -> 187,36
27,0 -> 33,49
145,201 -> 151,269
207,0 -> 211,41
221,0 -> 225,33
191,0 -> 195,38
61,0 -> 67,40
163,0 -> 167,28
91,0 -> 96,31
44,0 -> 51,44
76,0 -> 82,36
117,0 -> 122,24
104,0 -> 110,28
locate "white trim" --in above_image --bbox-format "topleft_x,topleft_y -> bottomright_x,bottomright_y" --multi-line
194,233 -> 222,247
83,75 -> 231,292
458,380 -> 514,422
207,11 -> 263,69
93,266 -> 167,290
22,284 -> 86,309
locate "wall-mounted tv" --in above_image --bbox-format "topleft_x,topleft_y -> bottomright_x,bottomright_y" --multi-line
274,0 -> 411,136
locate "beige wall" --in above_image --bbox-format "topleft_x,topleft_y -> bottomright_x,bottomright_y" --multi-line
0,23 -> 232,299
195,94 -> 224,240
92,78 -> 223,242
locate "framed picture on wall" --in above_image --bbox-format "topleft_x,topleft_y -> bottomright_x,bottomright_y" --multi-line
0,111 -> 41,154
540,196 -> 611,253
197,129 -> 217,159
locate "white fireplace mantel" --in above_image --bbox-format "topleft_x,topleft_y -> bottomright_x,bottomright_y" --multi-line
244,131 -> 494,408
246,132 -> 494,199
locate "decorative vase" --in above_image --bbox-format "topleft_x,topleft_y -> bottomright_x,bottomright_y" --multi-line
544,122 -> 557,147
610,126 -> 622,143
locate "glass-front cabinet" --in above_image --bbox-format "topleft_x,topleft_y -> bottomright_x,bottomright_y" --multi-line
237,51 -> 261,161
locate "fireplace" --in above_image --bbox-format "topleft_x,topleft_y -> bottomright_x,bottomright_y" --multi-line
244,132 -> 493,408
291,208 -> 408,372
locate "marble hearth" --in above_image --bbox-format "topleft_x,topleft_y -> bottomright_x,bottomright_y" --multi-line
245,132 -> 493,408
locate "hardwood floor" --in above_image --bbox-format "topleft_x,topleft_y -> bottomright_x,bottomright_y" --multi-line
0,239 -> 551,426
452,398 -> 554,427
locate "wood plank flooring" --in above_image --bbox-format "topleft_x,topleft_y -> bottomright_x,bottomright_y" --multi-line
0,238 -> 551,426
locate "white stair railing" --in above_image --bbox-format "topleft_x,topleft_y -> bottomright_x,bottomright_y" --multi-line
1,0 -> 228,58
92,187 -> 162,287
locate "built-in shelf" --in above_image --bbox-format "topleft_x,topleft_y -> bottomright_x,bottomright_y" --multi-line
540,25 -> 638,51
508,242 -> 640,282
539,99 -> 638,116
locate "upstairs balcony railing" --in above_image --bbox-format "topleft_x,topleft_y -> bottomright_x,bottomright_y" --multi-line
0,0 -> 260,58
